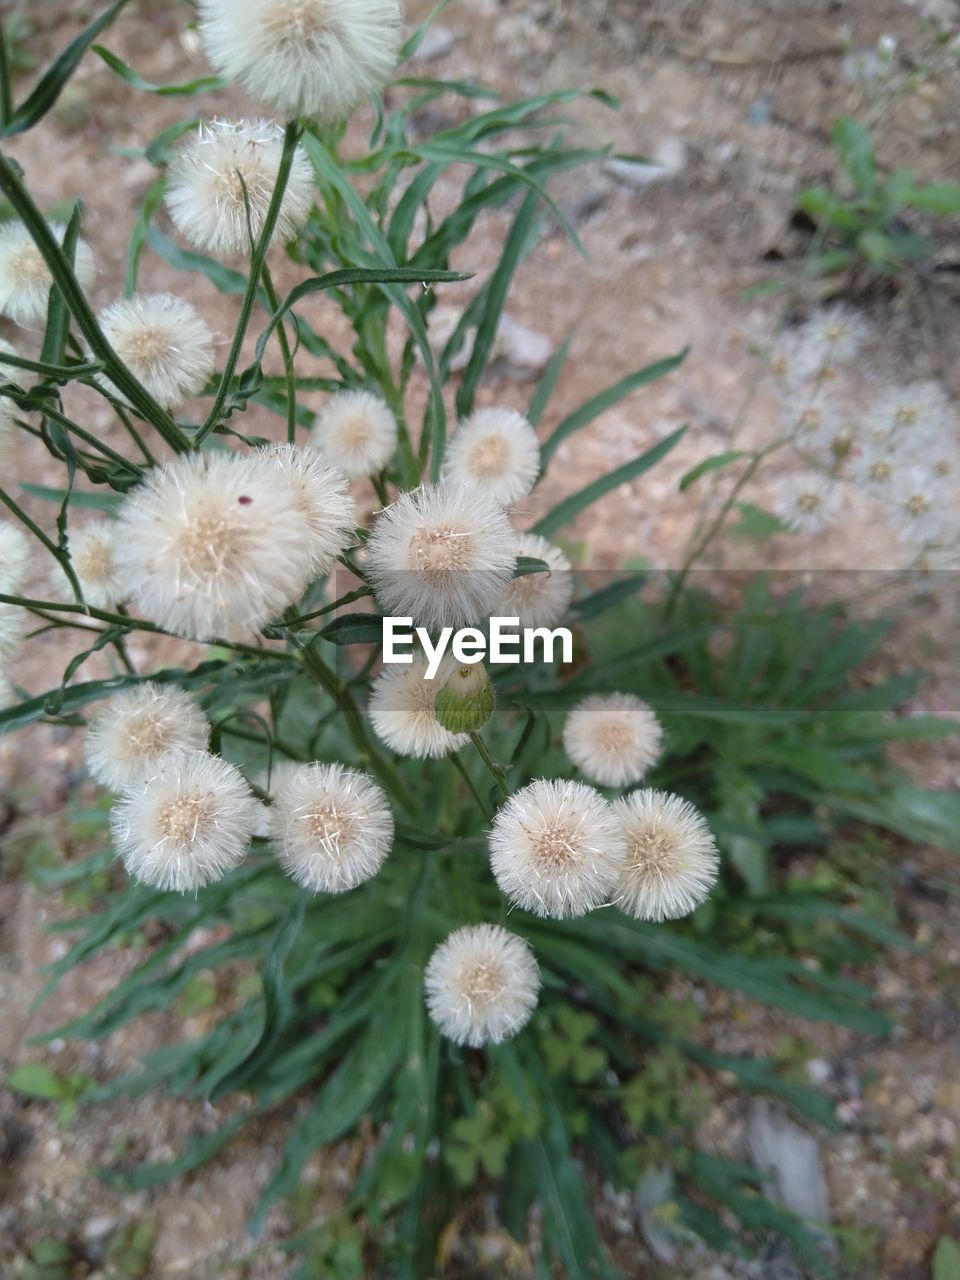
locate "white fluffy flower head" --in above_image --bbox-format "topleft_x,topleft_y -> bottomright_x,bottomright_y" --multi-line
366,481 -> 518,630
886,465 -> 950,547
563,693 -> 663,789
56,521 -> 126,611
612,789 -> 719,922
493,532 -> 573,631
98,294 -> 214,410
310,389 -> 398,479
0,602 -> 25,655
85,683 -> 211,792
0,520 -> 30,594
111,750 -> 259,892
425,923 -> 540,1048
803,303 -> 867,367
0,667 -> 14,710
199,0 -> 403,124
166,119 -> 315,258
489,778 -> 627,919
872,381 -> 947,447
116,451 -> 316,642
443,407 -> 541,507
258,443 -> 356,575
368,652 -> 469,759
0,221 -> 95,328
270,762 -> 393,893
773,471 -> 843,536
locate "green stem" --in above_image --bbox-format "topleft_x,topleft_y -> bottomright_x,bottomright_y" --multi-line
0,20 -> 12,128
0,485 -> 84,603
450,751 -> 493,822
470,732 -> 509,798
298,640 -> 417,816
371,472 -> 389,506
195,121 -> 304,446
664,439 -> 786,619
0,151 -> 189,454
261,264 -> 298,445
35,404 -> 142,478
112,403 -> 157,467
0,591 -> 298,662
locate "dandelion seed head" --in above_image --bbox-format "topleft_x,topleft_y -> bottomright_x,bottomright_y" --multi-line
51,521 -> 126,611
488,778 -> 627,919
0,602 -> 25,655
0,222 -> 95,328
366,481 -> 518,630
773,471 -> 843,535
115,451 -> 316,642
442,407 -> 541,507
612,789 -> 719,922
86,683 -> 211,792
886,465 -> 951,546
258,443 -> 356,575
111,750 -> 258,892
270,761 -> 393,893
166,119 -> 315,258
492,532 -> 573,631
368,653 -> 469,759
0,520 -> 30,595
872,381 -> 948,446
562,693 -> 664,789
97,294 -> 214,411
310,389 -> 398,479
199,0 -> 403,124
803,304 -> 867,367
424,923 -> 540,1047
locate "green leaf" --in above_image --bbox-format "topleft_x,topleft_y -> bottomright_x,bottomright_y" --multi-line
319,612 -> 384,647
729,502 -> 790,542
795,187 -> 862,232
527,334 -> 572,427
125,177 -> 165,297
8,1063 -> 66,1100
933,1237 -> 960,1280
251,977 -> 407,1233
145,225 -> 251,296
455,188 -> 541,421
905,182 -> 960,216
831,116 -> 876,196
92,45 -> 226,95
40,204 -> 82,368
533,424 -> 687,538
540,349 -> 687,466
100,1115 -> 249,1190
1,0 -> 129,137
679,451 -> 747,491
20,482 -> 122,513
572,574 -> 646,620
207,897 -> 306,1101
253,266 -> 471,367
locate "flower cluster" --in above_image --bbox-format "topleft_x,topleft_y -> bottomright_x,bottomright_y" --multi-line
766,304 -> 959,561
0,0 -> 726,1068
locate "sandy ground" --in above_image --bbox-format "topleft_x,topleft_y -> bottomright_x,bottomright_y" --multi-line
1,0 -> 959,1276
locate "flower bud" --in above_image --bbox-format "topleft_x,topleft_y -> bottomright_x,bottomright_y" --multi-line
434,663 -> 495,734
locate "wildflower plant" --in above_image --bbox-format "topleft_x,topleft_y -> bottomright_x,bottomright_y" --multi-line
0,5 -> 956,1278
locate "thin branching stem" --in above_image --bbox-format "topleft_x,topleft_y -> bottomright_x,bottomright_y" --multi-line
261,264 -> 299,445
0,151 -> 189,453
195,121 -> 304,445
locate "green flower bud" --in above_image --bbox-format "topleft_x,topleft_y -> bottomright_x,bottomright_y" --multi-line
434,663 -> 495,734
